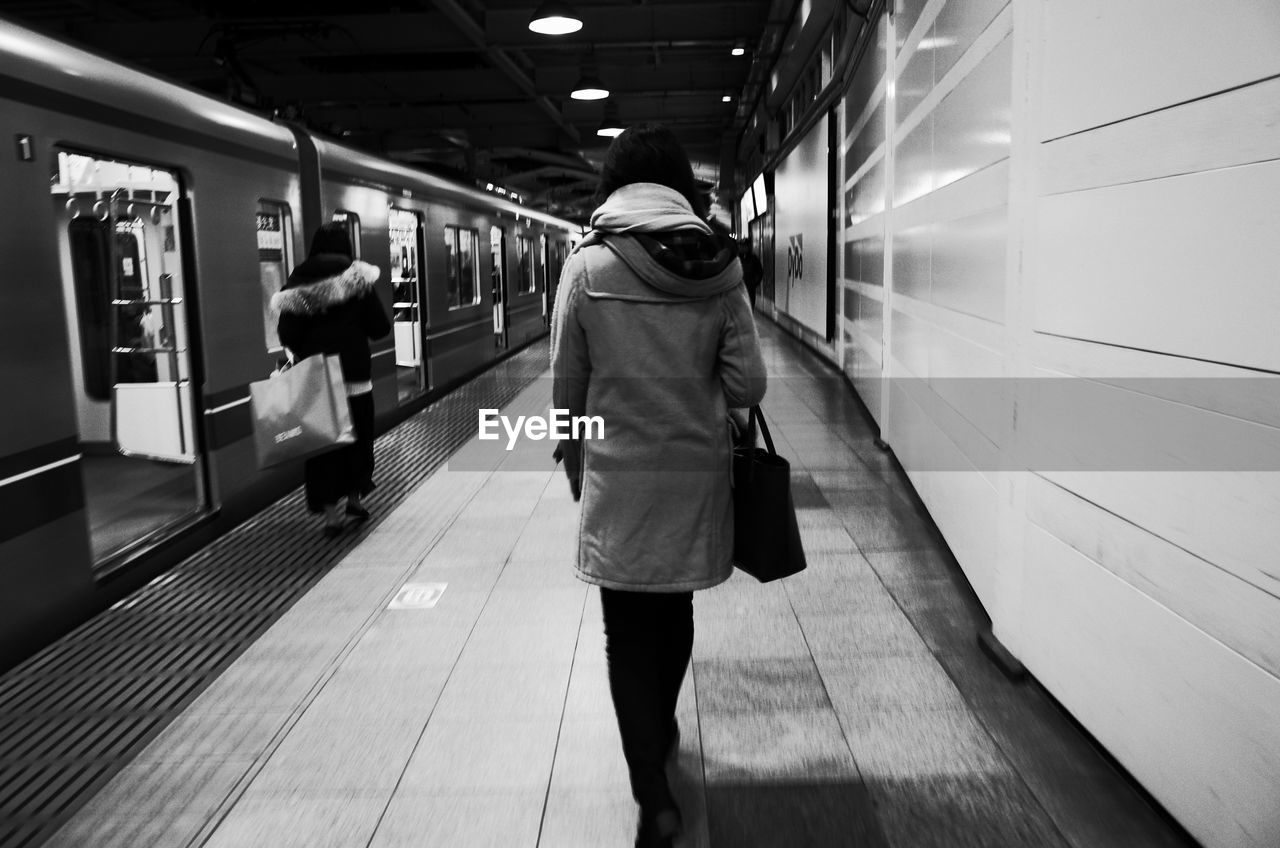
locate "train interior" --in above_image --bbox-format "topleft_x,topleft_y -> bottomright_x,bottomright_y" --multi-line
490,224 -> 509,351
388,207 -> 427,402
50,151 -> 204,568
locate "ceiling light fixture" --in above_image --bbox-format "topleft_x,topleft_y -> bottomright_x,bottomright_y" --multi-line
529,1 -> 583,35
571,65 -> 609,100
722,95 -> 732,103
731,42 -> 746,56
597,104 -> 624,137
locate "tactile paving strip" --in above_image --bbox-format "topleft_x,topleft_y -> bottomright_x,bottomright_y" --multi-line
0,343 -> 549,848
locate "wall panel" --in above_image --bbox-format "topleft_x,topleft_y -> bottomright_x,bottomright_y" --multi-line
1040,0 -> 1280,141
1023,525 -> 1280,848
930,206 -> 1006,323
1028,475 -> 1280,678
931,35 -> 1012,191
893,116 -> 934,206
813,1 -> 1280,843
1041,76 -> 1280,197
933,0 -> 1008,81
773,115 -> 829,337
891,224 -> 931,301
1035,159 -> 1280,372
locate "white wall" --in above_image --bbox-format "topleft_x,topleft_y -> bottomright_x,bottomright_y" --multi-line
829,1 -> 1280,846
773,114 -> 829,338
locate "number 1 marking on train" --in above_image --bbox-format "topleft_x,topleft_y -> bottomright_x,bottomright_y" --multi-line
15,134 -> 34,162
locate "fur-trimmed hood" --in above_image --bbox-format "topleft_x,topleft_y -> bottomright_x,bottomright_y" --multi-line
271,260 -> 381,316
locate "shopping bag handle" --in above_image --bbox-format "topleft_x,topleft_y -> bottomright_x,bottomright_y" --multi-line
273,348 -> 298,376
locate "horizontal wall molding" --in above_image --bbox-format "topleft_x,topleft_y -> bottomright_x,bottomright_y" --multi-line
895,0 -> 949,81
839,314 -> 884,364
892,158 -> 1010,231
1023,523 -> 1280,848
844,213 -> 887,243
843,278 -> 887,303
894,5 -> 1013,147
1031,333 -> 1280,429
844,140 -> 889,193
843,74 -> 889,154
1041,75 -> 1280,196
1028,473 -> 1280,679
890,292 -> 1005,355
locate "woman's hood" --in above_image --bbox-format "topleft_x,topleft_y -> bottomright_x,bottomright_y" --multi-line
271,259 -> 381,315
590,182 -> 714,236
588,183 -> 741,297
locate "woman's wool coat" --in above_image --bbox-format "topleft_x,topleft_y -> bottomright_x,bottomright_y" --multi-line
272,256 -> 391,512
551,184 -> 767,592
272,257 -> 390,381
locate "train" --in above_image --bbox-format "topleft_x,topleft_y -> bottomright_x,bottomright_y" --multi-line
0,17 -> 580,671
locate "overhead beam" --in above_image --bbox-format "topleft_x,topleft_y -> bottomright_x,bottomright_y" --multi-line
428,0 -> 580,145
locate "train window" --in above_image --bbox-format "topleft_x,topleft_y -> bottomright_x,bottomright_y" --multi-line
516,236 -> 534,294
332,209 -> 362,260
389,207 -> 425,401
51,149 -> 204,567
444,224 -> 480,309
257,201 -> 293,352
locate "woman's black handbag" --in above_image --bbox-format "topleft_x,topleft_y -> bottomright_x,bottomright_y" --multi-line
732,405 -> 807,582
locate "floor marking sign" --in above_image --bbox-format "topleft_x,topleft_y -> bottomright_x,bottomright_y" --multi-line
388,582 -> 447,609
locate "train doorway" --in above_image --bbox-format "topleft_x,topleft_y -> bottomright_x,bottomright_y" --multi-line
540,233 -> 551,327
390,207 -> 426,401
490,226 -> 509,350
50,150 -> 205,570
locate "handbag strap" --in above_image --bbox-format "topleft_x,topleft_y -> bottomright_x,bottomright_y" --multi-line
749,405 -> 777,456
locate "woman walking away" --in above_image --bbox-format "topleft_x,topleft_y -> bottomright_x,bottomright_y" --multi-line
551,123 -> 767,847
273,222 -> 391,537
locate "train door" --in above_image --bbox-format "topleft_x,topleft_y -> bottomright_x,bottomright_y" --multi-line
389,207 -> 426,401
490,226 -> 509,350
50,150 -> 205,568
540,233 -> 550,327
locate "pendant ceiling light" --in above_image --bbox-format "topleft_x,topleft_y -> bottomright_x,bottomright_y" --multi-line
529,1 -> 583,35
571,66 -> 609,100
597,104 -> 624,138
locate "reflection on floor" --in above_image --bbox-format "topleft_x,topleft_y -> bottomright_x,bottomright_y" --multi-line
80,452 -> 199,562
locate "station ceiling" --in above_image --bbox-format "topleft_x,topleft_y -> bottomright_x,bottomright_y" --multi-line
0,0 -> 787,221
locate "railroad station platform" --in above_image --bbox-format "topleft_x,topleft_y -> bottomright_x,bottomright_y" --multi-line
7,322 -> 1195,848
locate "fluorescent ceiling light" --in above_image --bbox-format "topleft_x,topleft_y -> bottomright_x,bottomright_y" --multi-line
722,95 -> 732,102
529,2 -> 583,35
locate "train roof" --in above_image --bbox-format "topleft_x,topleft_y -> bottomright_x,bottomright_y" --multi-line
310,135 -> 580,233
0,16 -> 298,161
0,16 -> 581,233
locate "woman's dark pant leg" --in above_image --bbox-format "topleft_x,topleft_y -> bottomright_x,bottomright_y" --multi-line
600,587 -> 694,812
347,391 -> 376,496
658,594 -> 694,734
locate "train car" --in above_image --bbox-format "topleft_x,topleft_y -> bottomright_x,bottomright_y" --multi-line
0,18 -> 578,671
292,133 -> 577,420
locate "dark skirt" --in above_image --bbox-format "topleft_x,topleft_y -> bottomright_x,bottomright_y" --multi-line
304,391 -> 375,512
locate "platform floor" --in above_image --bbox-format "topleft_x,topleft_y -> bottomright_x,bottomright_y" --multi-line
37,322 -> 1196,848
